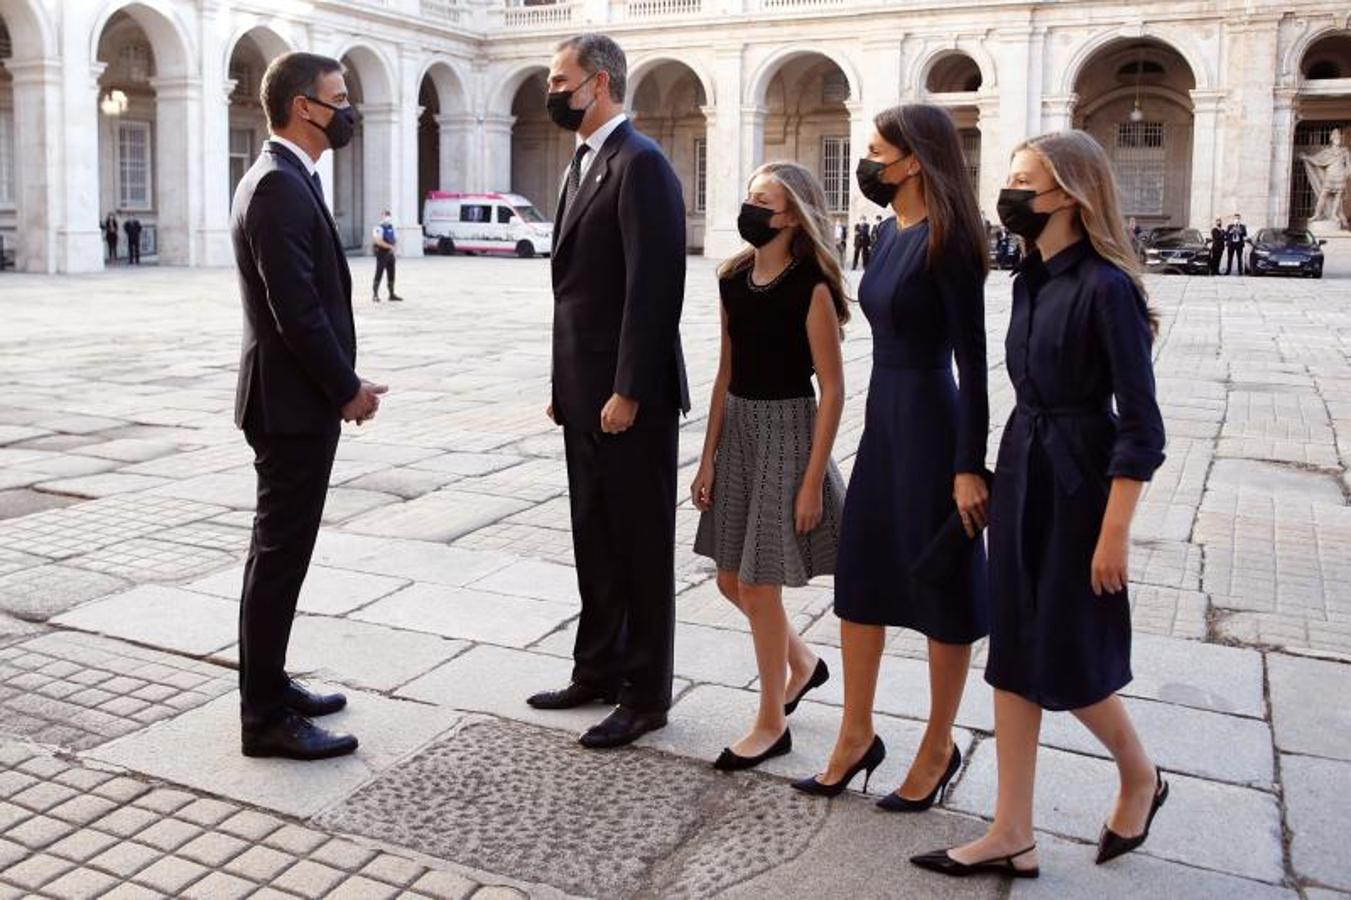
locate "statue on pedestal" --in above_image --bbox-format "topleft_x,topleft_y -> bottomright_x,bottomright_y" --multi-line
1301,127 -> 1350,231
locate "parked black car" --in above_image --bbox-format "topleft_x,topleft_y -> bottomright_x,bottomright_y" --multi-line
1248,228 -> 1325,278
1139,227 -> 1212,275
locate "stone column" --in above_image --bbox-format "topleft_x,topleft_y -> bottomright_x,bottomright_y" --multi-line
480,114 -> 516,193
148,76 -> 204,266
1188,90 -> 1226,228
6,58 -> 61,273
197,79 -> 235,267
360,102 -> 399,255
1040,93 -> 1077,133
846,99 -> 873,222
976,93 -> 1003,218
992,24 -> 1035,163
396,49 -> 423,257
702,45 -> 751,258
56,62 -> 106,273
437,113 -> 476,192
1268,88 -> 1299,228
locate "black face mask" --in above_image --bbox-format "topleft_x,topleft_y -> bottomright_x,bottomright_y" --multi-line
546,73 -> 597,132
304,97 -> 357,151
856,156 -> 910,207
737,203 -> 782,247
997,187 -> 1060,241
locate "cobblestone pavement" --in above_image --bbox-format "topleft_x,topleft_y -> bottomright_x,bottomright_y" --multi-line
0,256 -> 1348,898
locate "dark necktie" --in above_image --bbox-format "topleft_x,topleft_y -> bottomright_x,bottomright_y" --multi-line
309,170 -> 324,198
563,143 -> 592,219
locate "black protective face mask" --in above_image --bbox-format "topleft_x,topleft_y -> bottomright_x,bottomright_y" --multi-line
304,97 -> 357,151
856,156 -> 910,207
546,73 -> 597,132
997,187 -> 1060,241
737,203 -> 782,248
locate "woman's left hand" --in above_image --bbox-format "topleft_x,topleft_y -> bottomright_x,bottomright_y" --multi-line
794,480 -> 824,536
1091,529 -> 1130,596
953,473 -> 990,538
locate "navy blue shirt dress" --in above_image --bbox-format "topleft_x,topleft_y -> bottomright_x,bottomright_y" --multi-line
833,220 -> 991,642
984,240 -> 1166,711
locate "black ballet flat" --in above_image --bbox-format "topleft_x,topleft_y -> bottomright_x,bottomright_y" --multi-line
785,659 -> 830,715
877,743 -> 961,813
713,729 -> 792,772
790,735 -> 886,796
910,844 -> 1039,879
1096,768 -> 1169,865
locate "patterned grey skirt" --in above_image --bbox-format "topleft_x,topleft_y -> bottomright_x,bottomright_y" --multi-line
694,394 -> 845,587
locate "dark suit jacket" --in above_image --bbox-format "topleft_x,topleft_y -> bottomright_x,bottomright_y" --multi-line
231,141 -> 360,435
550,120 -> 690,431
1226,223 -> 1248,247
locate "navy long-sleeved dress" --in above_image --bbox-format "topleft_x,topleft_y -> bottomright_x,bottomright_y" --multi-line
984,240 -> 1166,711
833,220 -> 990,641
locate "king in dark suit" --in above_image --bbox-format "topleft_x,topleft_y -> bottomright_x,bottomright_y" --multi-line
231,52 -> 387,760
526,33 -> 691,749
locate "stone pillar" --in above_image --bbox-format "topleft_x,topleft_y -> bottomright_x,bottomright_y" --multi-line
976,94 -> 1003,217
846,99 -> 874,222
702,46 -> 751,259
57,63 -> 106,273
150,76 -> 204,266
1268,88 -> 1299,228
992,25 -> 1035,164
1040,93 -> 1077,132
437,113 -> 476,191
6,59 -> 61,273
1220,18 -> 1281,227
1188,90 -> 1226,228
480,114 -> 516,193
198,79 -> 235,267
359,102 -> 399,255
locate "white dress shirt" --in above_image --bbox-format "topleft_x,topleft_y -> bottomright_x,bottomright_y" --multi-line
560,113 -> 629,198
268,134 -> 319,177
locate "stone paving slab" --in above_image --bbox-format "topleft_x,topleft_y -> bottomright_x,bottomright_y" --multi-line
186,563 -> 409,617
947,741 -> 1285,884
469,559 -> 581,606
1281,753 -> 1351,892
0,565 -> 128,622
0,490 -> 80,522
1125,633 -> 1266,718
52,586 -> 236,657
353,583 -> 576,649
339,489 -> 533,543
1268,654 -> 1351,761
67,538 -> 234,584
319,717 -> 827,898
0,495 -> 226,561
90,689 -> 463,819
311,532 -> 517,588
0,740 -> 485,899
215,615 -> 469,693
1008,832 -> 1297,900
0,632 -> 231,750
35,472 -> 176,500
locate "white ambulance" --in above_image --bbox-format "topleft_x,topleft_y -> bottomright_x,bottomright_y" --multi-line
421,192 -> 553,258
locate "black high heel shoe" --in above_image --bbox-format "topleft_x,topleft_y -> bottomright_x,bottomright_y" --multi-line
910,844 -> 1039,879
785,659 -> 829,715
713,729 -> 792,772
790,735 -> 886,796
1096,768 -> 1169,864
877,743 -> 961,813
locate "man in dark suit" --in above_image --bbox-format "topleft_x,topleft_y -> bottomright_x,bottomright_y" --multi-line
231,52 -> 387,759
852,220 -> 871,270
527,33 -> 690,749
1209,218 -> 1225,275
124,217 -> 142,264
1224,213 -> 1248,275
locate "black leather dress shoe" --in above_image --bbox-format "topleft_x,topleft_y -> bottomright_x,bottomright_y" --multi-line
579,706 -> 667,749
241,712 -> 358,760
527,683 -> 619,710
282,681 -> 347,718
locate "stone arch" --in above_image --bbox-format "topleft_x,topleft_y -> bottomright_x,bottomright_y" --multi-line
0,0 -> 55,62
747,45 -> 861,108
334,41 -> 395,105
914,45 -> 996,95
221,20 -> 295,76
88,0 -> 194,79
627,54 -> 715,109
1060,26 -> 1210,96
418,58 -> 471,114
489,62 -> 550,117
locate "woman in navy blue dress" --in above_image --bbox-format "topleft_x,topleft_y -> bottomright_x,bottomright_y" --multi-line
794,105 -> 991,805
913,131 -> 1168,879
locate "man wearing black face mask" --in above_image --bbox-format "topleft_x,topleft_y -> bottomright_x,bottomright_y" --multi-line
229,52 -> 386,761
529,33 -> 690,750
1209,218 -> 1225,275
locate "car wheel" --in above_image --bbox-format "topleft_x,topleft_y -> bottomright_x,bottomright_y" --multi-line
438,237 -> 455,256
515,240 -> 535,259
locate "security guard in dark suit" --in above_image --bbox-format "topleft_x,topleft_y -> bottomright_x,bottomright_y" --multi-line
1223,213 -> 1247,275
1209,218 -> 1224,275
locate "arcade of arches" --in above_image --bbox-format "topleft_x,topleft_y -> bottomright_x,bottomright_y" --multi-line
0,0 -> 1347,272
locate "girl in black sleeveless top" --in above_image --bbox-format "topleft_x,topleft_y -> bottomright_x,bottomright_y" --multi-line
691,162 -> 850,772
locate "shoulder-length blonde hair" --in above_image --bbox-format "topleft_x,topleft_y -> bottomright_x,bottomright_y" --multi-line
1015,130 -> 1160,338
717,161 -> 851,326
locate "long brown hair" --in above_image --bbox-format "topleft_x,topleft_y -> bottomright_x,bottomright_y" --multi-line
1016,130 -> 1160,339
873,104 -> 989,275
717,161 -> 851,326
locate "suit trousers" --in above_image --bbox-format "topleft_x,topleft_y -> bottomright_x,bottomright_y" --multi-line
563,417 -> 678,713
373,250 -> 396,295
239,428 -> 339,726
1224,245 -> 1244,275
